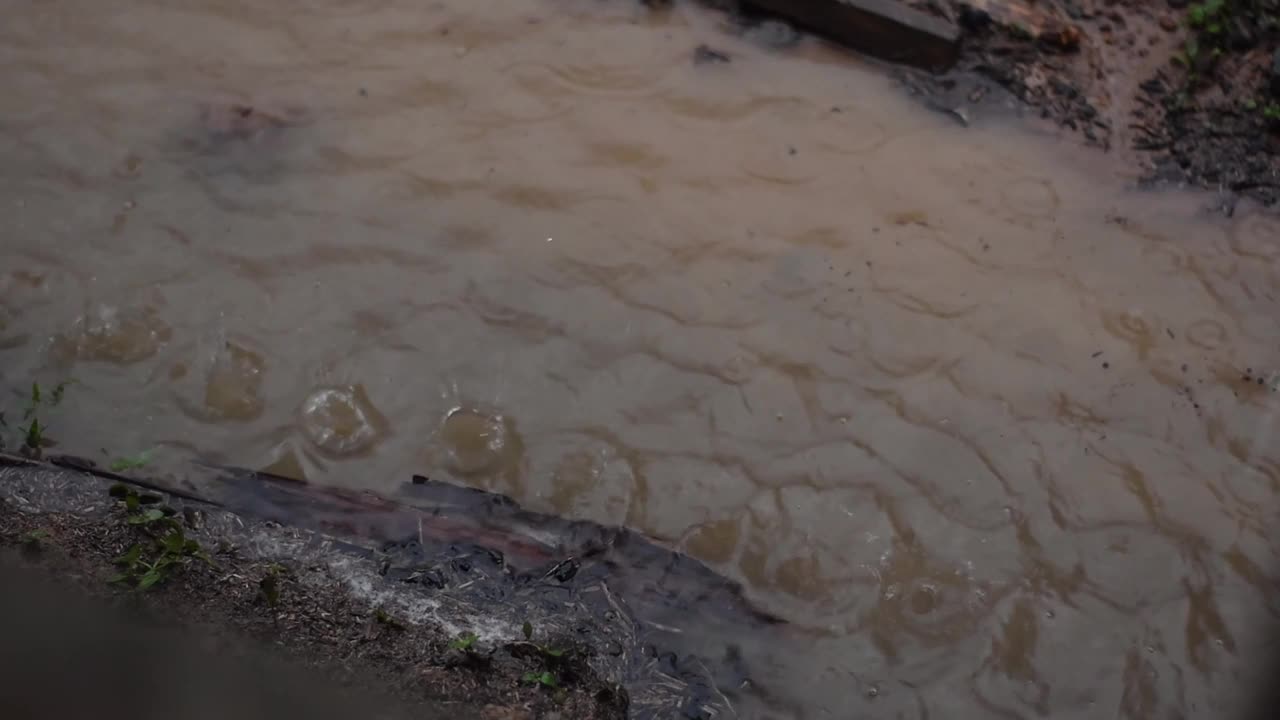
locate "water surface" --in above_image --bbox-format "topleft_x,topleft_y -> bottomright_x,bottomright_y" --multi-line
2,1 -> 1279,717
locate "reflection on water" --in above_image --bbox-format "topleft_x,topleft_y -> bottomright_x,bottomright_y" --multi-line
2,0 -> 1278,717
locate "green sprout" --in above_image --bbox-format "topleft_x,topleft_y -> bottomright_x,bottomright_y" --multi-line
107,485 -> 212,590
522,671 -> 559,689
110,449 -> 155,473
450,631 -> 478,651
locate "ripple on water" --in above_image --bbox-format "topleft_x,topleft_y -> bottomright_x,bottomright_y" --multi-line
870,548 -> 1001,661
1186,318 -> 1229,351
0,307 -> 28,351
1227,211 -> 1280,260
738,141 -> 820,185
54,305 -> 170,365
201,341 -> 265,422
549,61 -> 669,98
298,384 -> 388,457
999,177 -> 1060,221
433,407 -> 525,479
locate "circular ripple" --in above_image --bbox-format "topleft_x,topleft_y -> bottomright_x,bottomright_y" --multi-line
299,384 -> 387,457
202,341 -> 266,422
549,62 -> 668,98
739,142 -> 820,185
1186,318 -> 1229,350
56,305 -> 170,365
437,407 -> 523,477
877,573 -> 993,645
1228,212 -> 1280,260
1000,177 -> 1059,220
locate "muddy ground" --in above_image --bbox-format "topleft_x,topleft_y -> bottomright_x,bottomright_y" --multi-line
942,0 -> 1280,208
0,466 -> 629,720
687,0 -> 1280,207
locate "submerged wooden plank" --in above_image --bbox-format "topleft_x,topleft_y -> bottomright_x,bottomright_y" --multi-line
744,0 -> 961,71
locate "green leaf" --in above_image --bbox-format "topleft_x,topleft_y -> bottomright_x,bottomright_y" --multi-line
125,493 -> 140,511
525,671 -> 558,688
522,620 -> 533,641
541,646 -> 565,658
107,573 -> 131,585
109,449 -> 154,473
138,568 -> 163,590
450,631 -> 477,650
30,382 -> 40,406
162,533 -> 185,554
375,608 -> 406,630
114,544 -> 143,567
23,418 -> 42,449
109,483 -> 130,498
50,379 -> 76,405
127,508 -> 165,525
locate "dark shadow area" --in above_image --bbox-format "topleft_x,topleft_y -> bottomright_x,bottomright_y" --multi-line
0,561 -> 452,720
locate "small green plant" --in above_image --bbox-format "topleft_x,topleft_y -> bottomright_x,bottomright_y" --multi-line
1187,0 -> 1227,28
1265,103 -> 1280,120
259,563 -> 287,607
23,417 -> 43,452
110,449 -> 154,473
374,607 -> 406,630
21,529 -> 50,550
522,671 -> 559,689
108,485 -> 212,590
518,620 -> 565,659
9,379 -> 75,456
49,379 -> 76,406
450,631 -> 478,651
110,533 -> 209,590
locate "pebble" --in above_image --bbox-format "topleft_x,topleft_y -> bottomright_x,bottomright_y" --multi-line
1159,16 -> 1177,32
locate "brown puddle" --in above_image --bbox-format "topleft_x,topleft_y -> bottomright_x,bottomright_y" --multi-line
2,0 -> 1280,718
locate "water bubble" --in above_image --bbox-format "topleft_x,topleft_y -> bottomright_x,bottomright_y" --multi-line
909,585 -> 939,615
437,407 -> 521,477
202,341 -> 265,421
57,304 -> 170,364
299,385 -> 387,457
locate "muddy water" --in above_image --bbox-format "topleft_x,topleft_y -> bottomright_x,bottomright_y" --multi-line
2,0 -> 1279,717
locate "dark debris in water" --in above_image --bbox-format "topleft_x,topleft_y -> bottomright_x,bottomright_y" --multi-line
693,44 -> 732,65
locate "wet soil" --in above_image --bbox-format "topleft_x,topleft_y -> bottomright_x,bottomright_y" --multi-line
0,463 -> 628,720
708,0 -> 1280,205
914,0 -> 1280,205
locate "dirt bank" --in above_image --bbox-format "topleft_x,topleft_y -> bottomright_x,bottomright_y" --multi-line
692,0 -> 1280,206
939,0 -> 1280,207
0,457 -> 629,720
912,0 -> 1279,206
